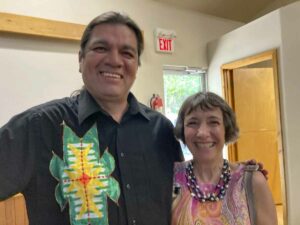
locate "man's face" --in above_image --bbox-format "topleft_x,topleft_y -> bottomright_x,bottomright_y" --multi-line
79,23 -> 139,104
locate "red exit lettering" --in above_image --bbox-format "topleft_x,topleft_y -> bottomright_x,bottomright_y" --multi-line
159,38 -> 172,51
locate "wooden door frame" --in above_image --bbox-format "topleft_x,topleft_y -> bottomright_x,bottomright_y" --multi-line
221,49 -> 287,224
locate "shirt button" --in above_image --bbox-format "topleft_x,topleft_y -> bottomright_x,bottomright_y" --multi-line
126,184 -> 131,189
120,152 -> 125,157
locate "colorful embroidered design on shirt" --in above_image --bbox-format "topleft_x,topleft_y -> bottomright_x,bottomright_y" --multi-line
50,122 -> 120,225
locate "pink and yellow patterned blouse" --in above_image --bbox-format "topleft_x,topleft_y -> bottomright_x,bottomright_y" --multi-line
171,161 -> 251,225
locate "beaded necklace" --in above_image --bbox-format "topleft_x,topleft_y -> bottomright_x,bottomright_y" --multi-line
185,159 -> 231,202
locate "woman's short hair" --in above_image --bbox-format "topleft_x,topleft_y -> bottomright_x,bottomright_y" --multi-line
80,11 -> 144,65
174,92 -> 239,144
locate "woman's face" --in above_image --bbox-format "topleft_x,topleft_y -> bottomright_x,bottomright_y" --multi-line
184,107 -> 225,162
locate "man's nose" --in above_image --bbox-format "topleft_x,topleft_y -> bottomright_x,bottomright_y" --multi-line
105,50 -> 123,67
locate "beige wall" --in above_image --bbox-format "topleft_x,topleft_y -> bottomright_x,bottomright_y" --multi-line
279,3 -> 300,224
2,0 -> 300,223
207,2 -> 300,224
0,0 -> 242,125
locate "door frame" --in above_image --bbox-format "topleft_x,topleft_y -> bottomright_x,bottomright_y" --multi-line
221,49 -> 287,224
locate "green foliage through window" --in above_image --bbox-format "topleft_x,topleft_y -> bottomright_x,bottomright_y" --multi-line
164,74 -> 204,117
163,69 -> 206,160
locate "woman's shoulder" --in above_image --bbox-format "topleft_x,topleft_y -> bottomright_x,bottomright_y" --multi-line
174,160 -> 189,173
251,170 -> 268,187
229,161 -> 260,174
173,161 -> 189,185
228,162 -> 248,182
229,162 -> 245,175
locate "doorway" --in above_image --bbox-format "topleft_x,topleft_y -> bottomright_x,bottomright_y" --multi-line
221,49 -> 287,225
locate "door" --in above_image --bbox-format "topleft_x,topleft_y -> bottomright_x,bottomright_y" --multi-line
222,49 -> 287,225
233,67 -> 281,204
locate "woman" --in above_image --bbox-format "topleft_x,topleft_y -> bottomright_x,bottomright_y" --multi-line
172,92 -> 277,225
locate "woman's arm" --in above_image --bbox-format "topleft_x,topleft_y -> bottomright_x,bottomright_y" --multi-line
252,171 -> 278,225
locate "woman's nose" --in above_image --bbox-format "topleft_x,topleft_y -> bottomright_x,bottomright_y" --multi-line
196,124 -> 209,137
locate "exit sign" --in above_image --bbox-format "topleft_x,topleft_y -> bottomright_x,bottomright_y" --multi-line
155,28 -> 176,53
158,37 -> 173,52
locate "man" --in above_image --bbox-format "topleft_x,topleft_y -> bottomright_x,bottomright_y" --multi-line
0,12 -> 183,225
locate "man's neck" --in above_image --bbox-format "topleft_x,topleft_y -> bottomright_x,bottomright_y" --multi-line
95,98 -> 129,123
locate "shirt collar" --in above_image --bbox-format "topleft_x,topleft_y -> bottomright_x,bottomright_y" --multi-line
127,93 -> 150,121
78,89 -> 150,125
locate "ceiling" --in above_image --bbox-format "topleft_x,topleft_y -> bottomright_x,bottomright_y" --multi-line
153,0 -> 299,23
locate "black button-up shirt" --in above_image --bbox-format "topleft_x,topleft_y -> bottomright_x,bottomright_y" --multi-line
0,90 -> 183,225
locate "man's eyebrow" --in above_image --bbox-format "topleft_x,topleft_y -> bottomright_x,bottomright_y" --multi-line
89,39 -> 108,45
122,45 -> 138,53
89,40 -> 137,53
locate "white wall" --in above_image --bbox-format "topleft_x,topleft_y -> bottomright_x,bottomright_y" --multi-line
207,10 -> 282,95
0,0 -> 242,125
207,2 -> 300,224
279,3 -> 300,224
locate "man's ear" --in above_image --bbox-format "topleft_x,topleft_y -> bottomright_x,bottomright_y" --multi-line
78,51 -> 83,73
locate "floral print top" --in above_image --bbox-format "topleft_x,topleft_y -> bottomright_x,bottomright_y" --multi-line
171,161 -> 251,225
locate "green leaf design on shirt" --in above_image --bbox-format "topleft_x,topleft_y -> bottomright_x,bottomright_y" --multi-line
50,122 -> 120,225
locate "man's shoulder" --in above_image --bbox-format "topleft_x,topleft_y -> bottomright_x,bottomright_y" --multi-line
0,97 -> 74,133
24,96 -> 76,116
138,102 -> 172,123
4,96 -> 77,125
137,102 -> 166,118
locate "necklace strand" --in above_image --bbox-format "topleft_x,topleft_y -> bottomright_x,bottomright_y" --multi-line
185,159 -> 231,202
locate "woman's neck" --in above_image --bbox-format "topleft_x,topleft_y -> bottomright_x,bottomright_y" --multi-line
192,157 -> 224,184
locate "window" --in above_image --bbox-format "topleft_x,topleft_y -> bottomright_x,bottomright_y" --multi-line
163,65 -> 207,160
